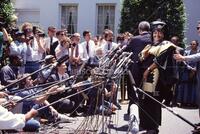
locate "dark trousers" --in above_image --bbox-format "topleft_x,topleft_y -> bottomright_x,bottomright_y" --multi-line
139,93 -> 161,131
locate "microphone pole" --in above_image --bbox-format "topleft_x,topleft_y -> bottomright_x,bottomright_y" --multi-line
99,45 -> 122,67
11,81 -> 59,94
0,55 -> 69,91
36,82 -> 103,112
3,75 -> 74,108
26,80 -> 101,100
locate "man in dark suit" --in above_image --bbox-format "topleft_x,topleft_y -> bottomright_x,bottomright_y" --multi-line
126,21 -> 152,115
47,63 -> 75,114
125,21 -> 152,133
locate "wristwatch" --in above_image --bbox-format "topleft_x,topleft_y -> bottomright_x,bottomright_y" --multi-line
147,67 -> 151,72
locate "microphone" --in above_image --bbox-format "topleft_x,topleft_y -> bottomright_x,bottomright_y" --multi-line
72,61 -> 87,84
38,55 -> 55,64
37,55 -> 69,83
110,45 -> 127,61
116,52 -> 130,61
77,61 -> 87,76
106,62 -> 117,79
114,52 -> 133,74
53,55 -> 69,66
107,45 -> 121,58
117,45 -> 127,54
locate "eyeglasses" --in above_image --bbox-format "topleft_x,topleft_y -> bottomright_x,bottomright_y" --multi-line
60,33 -> 65,36
197,27 -> 200,30
24,28 -> 32,33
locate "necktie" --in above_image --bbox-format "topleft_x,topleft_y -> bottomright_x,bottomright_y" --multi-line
50,37 -> 53,46
49,37 -> 53,54
86,42 -> 89,55
108,43 -> 111,50
75,45 -> 79,57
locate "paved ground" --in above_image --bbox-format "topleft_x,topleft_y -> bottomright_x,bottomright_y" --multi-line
40,103 -> 199,134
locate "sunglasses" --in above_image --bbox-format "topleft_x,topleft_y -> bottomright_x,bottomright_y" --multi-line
197,27 -> 200,30
24,29 -> 32,33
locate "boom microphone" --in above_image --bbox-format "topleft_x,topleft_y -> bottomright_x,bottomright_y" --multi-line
107,45 -> 122,58
110,45 -> 127,61
38,55 -> 70,83
56,55 -> 69,66
51,55 -> 69,67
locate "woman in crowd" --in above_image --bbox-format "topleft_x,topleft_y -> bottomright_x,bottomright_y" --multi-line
176,40 -> 199,107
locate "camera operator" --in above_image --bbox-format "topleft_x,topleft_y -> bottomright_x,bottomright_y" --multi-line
22,22 -> 45,79
33,26 -> 46,58
9,31 -> 26,74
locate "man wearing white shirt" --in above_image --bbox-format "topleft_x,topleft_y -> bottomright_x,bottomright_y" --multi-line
21,22 -> 45,79
0,92 -> 38,131
44,26 -> 58,56
101,29 -> 118,55
70,33 -> 82,75
79,30 -> 96,62
55,37 -> 70,60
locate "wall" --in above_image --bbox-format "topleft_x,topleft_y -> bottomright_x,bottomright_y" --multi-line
13,0 -> 200,43
13,0 -> 121,37
183,0 -> 200,44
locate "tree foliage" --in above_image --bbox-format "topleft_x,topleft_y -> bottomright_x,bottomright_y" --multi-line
0,0 -> 15,25
120,0 -> 186,45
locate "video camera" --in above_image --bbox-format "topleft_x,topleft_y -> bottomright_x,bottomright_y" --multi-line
26,35 -> 34,41
33,26 -> 45,38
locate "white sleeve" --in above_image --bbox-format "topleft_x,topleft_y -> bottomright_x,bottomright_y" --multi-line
101,43 -> 106,55
43,37 -> 49,50
9,42 -> 19,55
185,53 -> 200,62
79,43 -> 88,62
0,106 -> 25,130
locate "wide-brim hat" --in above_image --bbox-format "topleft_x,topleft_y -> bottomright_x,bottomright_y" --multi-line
151,20 -> 166,32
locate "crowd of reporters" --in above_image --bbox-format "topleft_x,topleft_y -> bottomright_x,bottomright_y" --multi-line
0,20 -> 199,133
0,22 -> 129,132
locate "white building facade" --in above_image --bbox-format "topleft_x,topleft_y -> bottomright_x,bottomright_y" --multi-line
13,0 -> 200,43
13,0 -> 122,37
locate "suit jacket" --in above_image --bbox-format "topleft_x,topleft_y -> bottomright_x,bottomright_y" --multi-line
126,32 -> 152,87
50,41 -> 59,56
47,72 -> 70,103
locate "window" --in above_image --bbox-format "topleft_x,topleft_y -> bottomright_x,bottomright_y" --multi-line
97,5 -> 115,35
61,5 -> 78,35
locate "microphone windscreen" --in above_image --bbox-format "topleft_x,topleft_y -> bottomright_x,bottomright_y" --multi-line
57,55 -> 69,66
